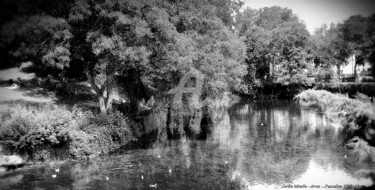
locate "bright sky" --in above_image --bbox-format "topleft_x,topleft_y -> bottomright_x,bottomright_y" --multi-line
243,0 -> 375,34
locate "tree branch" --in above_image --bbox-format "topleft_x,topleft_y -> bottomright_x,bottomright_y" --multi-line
85,70 -> 103,95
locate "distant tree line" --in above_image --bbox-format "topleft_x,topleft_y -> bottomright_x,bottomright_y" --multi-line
309,15 -> 375,82
235,6 -> 375,96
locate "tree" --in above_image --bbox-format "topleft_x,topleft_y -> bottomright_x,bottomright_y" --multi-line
308,24 -> 349,82
69,0 -> 156,113
140,0 -> 247,98
1,0 -> 247,113
242,25 -> 271,91
236,6 -> 310,93
1,15 -> 72,74
310,14 -> 375,81
269,19 -> 310,86
73,0 -> 247,112
0,0 -> 75,69
339,15 -> 375,79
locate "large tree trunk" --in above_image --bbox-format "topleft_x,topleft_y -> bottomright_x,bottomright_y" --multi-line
354,62 -> 358,82
86,71 -> 114,114
99,95 -> 106,113
105,89 -> 113,111
98,88 -> 114,114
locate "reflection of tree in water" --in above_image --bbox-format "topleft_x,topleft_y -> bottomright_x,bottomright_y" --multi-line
0,174 -> 23,189
152,137 -> 241,189
69,161 -> 104,189
69,153 -> 171,189
66,103 -> 373,189
147,69 -> 209,148
4,101 -> 373,189
223,101 -> 347,186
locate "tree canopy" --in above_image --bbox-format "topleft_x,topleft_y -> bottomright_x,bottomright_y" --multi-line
236,6 -> 311,92
1,0 -> 247,113
308,14 -> 375,81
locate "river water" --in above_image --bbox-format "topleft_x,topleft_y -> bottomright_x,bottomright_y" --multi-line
1,100 -> 374,190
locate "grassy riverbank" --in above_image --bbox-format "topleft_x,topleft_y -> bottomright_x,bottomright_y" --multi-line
296,89 -> 375,162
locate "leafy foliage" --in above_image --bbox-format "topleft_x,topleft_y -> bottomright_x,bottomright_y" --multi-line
1,0 -> 247,112
296,89 -> 375,145
309,14 -> 375,81
0,105 -> 134,161
1,15 -> 72,70
237,6 -> 311,94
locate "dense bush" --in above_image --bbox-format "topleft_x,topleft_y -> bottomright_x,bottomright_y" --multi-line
295,89 -> 363,120
0,105 -> 135,161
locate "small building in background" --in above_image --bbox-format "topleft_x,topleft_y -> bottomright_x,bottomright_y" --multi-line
340,54 -> 356,81
357,60 -> 374,82
340,55 -> 374,82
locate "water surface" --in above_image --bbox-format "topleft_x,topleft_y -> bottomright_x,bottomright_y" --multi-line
1,100 -> 374,190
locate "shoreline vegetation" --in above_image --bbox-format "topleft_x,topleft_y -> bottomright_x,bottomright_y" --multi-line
0,104 -> 135,162
0,93 -> 238,166
296,89 -> 375,162
296,89 -> 375,188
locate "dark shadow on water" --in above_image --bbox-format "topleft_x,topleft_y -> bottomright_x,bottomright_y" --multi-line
111,112 -> 215,155
184,115 -> 213,140
110,129 -> 159,154
0,173 -> 24,189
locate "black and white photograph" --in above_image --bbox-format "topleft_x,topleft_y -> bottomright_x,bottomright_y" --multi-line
1,0 -> 375,189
